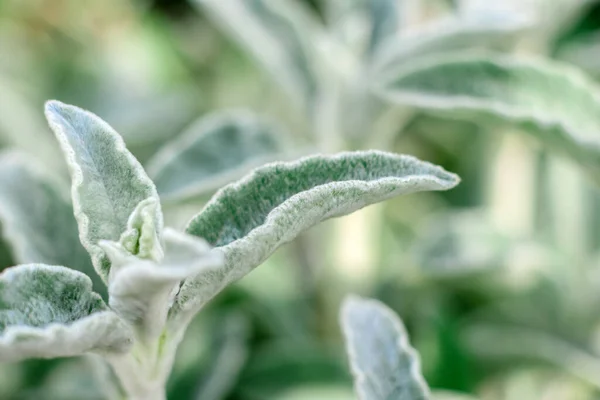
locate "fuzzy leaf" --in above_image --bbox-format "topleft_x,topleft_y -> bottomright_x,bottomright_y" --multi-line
0,264 -> 132,362
175,151 -> 458,317
340,295 -> 430,400
147,110 -> 287,202
0,152 -> 100,289
100,229 -> 223,339
372,15 -> 530,74
377,53 -> 600,182
44,100 -> 163,281
194,0 -> 321,113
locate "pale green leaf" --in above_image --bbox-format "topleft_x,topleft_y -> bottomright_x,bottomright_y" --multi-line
372,15 -> 530,74
377,53 -> 600,182
0,152 -> 100,290
340,295 -> 430,400
147,110 -> 287,202
412,209 -> 509,278
194,0 -> 321,114
0,264 -> 133,362
174,151 -> 458,320
44,100 -> 163,281
100,229 -> 222,339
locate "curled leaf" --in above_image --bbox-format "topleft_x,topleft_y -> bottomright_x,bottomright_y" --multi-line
175,151 -> 458,318
340,295 -> 429,400
44,100 -> 163,280
100,229 -> 223,340
0,264 -> 132,362
377,53 -> 600,183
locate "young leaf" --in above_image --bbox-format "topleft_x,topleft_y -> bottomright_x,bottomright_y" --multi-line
0,152 -> 100,291
377,53 -> 600,183
340,295 -> 430,400
147,110 -> 288,202
0,264 -> 133,362
372,15 -> 530,74
194,0 -> 321,114
174,151 -> 458,318
44,100 -> 163,281
100,229 -> 223,340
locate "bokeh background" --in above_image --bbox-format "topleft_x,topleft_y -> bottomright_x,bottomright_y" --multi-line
2,0 -> 600,399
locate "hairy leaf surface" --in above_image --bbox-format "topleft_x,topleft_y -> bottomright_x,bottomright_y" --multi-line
378,53 -> 600,182
101,229 -> 222,339
44,100 -> 163,280
147,110 -> 287,202
340,296 -> 429,400
0,264 -> 132,361
176,151 -> 458,317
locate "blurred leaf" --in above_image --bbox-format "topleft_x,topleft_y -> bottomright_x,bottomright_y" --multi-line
147,110 -> 289,202
378,53 -> 600,184
44,100 -> 163,281
464,323 -> 600,389
432,390 -> 478,400
193,313 -> 249,400
194,0 -> 322,115
340,295 -> 430,399
0,264 -> 132,362
0,152 -> 102,293
173,151 -> 459,321
412,209 -> 509,278
372,13 -> 531,74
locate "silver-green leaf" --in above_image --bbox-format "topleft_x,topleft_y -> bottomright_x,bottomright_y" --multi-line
377,53 -> 600,182
44,100 -> 163,281
174,151 -> 458,319
147,110 -> 288,202
340,295 -> 430,400
0,264 -> 133,362
194,0 -> 321,114
372,15 -> 530,75
100,229 -> 223,340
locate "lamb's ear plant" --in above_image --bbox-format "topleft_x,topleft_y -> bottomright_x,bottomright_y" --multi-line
0,100 -> 458,399
340,295 -> 477,400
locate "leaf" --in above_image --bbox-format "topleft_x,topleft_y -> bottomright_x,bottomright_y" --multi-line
377,53 -> 600,183
372,15 -> 530,74
194,0 -> 321,114
340,295 -> 430,400
0,152 -> 101,292
412,209 -> 509,278
0,264 -> 133,362
147,110 -> 288,202
44,100 -> 163,281
174,151 -> 458,320
100,229 -> 223,340
432,391 -> 479,400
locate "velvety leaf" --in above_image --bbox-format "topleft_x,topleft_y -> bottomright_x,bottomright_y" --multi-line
0,152 -> 100,291
147,110 -> 287,202
44,100 -> 163,280
372,15 -> 530,74
0,264 -> 132,362
340,295 -> 430,400
377,53 -> 600,182
174,151 -> 458,319
194,0 -> 321,113
100,229 -> 223,340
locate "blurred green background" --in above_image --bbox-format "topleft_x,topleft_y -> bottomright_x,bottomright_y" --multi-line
2,0 -> 600,399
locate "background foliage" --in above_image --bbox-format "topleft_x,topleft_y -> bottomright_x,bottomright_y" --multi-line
2,0 -> 600,399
